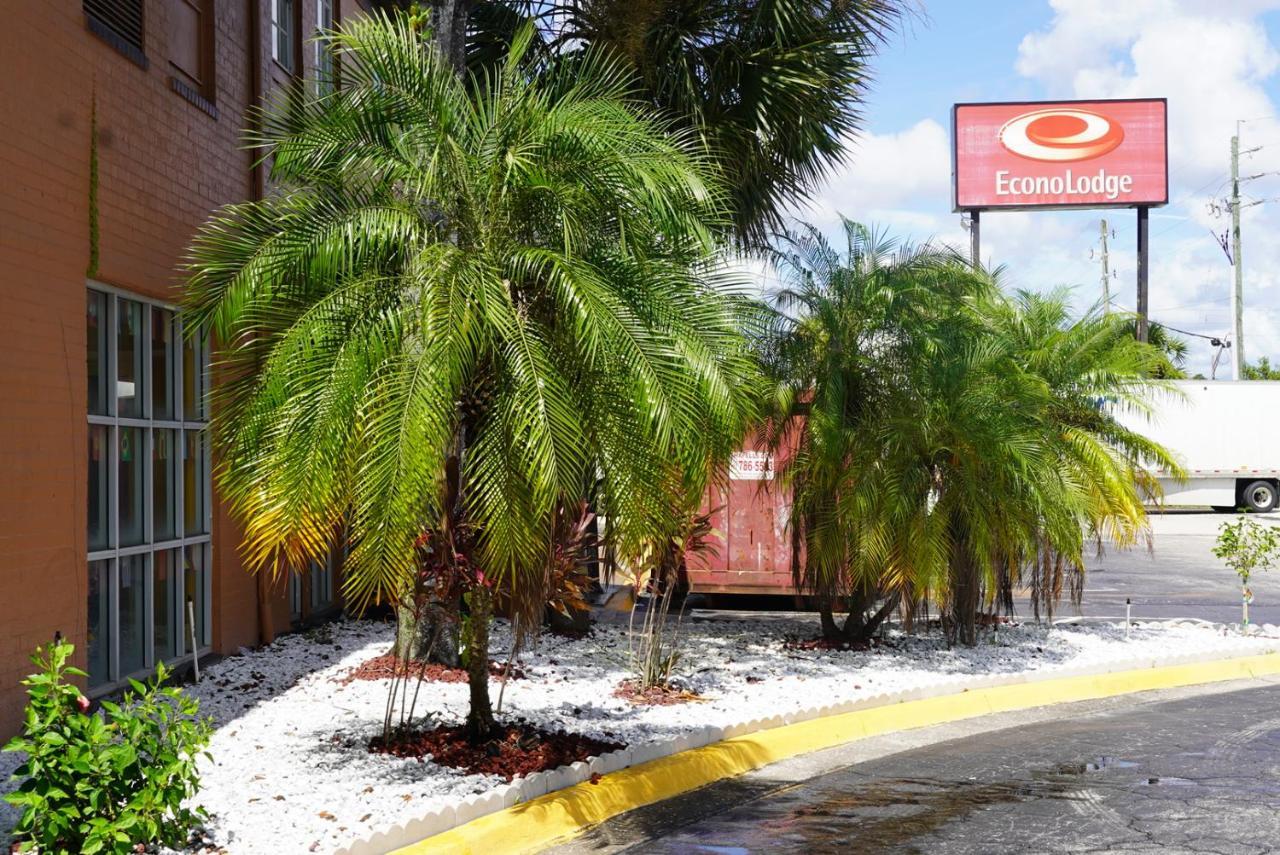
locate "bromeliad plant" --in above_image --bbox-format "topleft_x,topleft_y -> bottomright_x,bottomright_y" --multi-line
627,507 -> 719,691
2,641 -> 211,855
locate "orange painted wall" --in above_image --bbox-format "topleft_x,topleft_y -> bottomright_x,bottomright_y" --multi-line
0,0 -> 369,737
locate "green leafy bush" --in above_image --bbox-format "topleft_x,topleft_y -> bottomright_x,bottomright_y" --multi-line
1214,517 -> 1280,627
2,640 -> 212,854
1214,517 -> 1280,587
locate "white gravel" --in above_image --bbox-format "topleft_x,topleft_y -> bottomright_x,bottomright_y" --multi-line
2,614 -> 1277,854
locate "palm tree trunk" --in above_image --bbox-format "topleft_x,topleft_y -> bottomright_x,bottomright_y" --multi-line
429,0 -> 471,75
949,519 -> 980,647
819,603 -> 841,640
464,585 -> 496,742
256,571 -> 276,646
843,590 -> 899,644
393,600 -> 460,666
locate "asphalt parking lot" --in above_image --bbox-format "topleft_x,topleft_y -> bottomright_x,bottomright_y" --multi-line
1075,510 -> 1280,626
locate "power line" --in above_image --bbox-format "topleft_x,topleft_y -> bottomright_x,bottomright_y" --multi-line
1112,171 -> 1232,240
1153,321 -> 1227,343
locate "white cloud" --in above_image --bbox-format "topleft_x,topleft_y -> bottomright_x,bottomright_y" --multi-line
795,0 -> 1280,375
796,119 -> 952,228
1015,0 -> 1166,89
1009,0 -> 1280,373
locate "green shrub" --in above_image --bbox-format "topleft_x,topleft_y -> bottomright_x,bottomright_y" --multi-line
2,640 -> 212,854
1213,517 -> 1280,587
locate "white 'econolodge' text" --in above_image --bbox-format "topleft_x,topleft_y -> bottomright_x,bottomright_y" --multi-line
995,168 -> 1134,200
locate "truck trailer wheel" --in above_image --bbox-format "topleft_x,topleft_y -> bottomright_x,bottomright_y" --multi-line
1241,480 -> 1279,513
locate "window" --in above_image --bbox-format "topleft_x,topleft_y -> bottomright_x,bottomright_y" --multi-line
272,0 -> 296,73
288,571 -> 303,622
84,0 -> 148,69
288,548 -> 336,623
310,551 -> 334,612
168,0 -> 218,115
86,285 -> 212,691
315,0 -> 334,95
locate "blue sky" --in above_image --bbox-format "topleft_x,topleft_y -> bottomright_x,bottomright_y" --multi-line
791,0 -> 1280,376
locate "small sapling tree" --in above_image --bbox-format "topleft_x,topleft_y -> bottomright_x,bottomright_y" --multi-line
1213,517 -> 1280,629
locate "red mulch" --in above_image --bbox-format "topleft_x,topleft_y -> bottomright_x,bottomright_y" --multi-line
369,721 -> 623,780
339,653 -> 526,685
612,680 -> 702,706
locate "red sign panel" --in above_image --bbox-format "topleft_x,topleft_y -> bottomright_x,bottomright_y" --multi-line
953,99 -> 1167,211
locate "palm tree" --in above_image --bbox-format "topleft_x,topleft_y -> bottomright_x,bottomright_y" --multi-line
184,15 -> 760,739
470,0 -> 907,247
983,290 -> 1182,621
762,220 -> 981,643
764,220 -> 1179,646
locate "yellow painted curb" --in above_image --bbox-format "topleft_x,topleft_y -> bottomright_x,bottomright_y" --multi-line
394,651 -> 1280,855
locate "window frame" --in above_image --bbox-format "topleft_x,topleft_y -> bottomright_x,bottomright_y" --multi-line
168,0 -> 219,118
314,0 -> 335,95
271,0 -> 297,74
86,282 -> 213,696
84,0 -> 149,70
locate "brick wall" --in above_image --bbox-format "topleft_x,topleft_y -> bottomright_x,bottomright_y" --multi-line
0,0 -> 251,736
0,0 -> 373,738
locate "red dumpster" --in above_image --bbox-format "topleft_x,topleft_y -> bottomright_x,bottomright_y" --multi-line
686,440 -> 798,596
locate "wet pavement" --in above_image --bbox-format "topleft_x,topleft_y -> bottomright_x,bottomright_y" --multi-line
551,680 -> 1280,854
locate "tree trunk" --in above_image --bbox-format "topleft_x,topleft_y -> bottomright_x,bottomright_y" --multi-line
256,571 -> 276,646
393,602 -> 461,666
818,603 -> 841,640
842,591 -> 899,644
949,520 -> 980,647
464,586 -> 496,742
430,0 -> 472,75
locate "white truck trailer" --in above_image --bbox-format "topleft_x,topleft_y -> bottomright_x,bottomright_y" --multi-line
1117,380 -> 1280,512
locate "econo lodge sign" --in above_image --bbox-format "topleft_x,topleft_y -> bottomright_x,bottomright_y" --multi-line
952,99 -> 1167,211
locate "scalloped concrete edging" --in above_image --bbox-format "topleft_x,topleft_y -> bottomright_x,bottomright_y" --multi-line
333,639 -> 1280,855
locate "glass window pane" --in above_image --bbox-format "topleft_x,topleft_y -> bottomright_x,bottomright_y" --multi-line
316,0 -> 334,95
154,549 -> 178,663
89,425 -> 110,551
182,544 -> 210,652
153,429 -> 178,541
310,555 -> 332,610
88,559 -> 111,687
119,427 -> 145,546
117,299 -> 144,418
182,330 -> 207,421
119,555 -> 147,676
151,308 -> 176,420
183,431 -> 208,535
88,291 -> 109,415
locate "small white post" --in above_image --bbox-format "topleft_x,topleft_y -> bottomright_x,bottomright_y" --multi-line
1125,598 -> 1131,640
187,599 -> 200,683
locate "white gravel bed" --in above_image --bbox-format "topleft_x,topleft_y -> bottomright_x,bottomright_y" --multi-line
3,615 -> 1278,854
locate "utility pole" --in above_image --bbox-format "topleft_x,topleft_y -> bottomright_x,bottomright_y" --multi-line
1231,129 -> 1245,379
1098,218 -> 1110,313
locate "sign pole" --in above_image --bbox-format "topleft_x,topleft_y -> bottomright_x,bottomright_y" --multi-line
1136,205 -> 1149,342
969,210 -> 981,267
